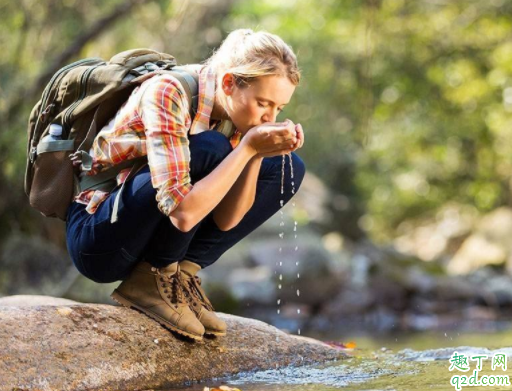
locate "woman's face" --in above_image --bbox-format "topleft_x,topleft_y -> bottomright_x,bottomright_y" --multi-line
221,74 -> 296,134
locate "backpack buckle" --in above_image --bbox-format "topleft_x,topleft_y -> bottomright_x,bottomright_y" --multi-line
70,150 -> 94,172
131,61 -> 175,77
29,146 -> 37,163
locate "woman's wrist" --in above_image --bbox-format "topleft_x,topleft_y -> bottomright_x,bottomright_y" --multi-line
240,137 -> 258,158
251,154 -> 265,162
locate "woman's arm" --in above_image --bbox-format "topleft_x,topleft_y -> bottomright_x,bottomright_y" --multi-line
212,155 -> 264,231
211,123 -> 304,231
169,140 -> 257,232
170,121 -> 299,232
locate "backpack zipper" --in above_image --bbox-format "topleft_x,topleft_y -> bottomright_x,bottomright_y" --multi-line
63,62 -> 105,131
30,58 -> 104,163
38,58 -> 103,125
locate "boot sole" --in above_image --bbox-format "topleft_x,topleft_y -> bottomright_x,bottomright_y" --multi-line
110,290 -> 204,342
204,330 -> 227,337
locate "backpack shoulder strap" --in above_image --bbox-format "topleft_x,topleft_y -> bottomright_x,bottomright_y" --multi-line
167,66 -> 199,118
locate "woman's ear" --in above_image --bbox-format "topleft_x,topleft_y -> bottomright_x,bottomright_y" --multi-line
221,73 -> 235,96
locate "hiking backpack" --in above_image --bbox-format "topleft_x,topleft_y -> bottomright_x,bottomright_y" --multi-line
25,48 -> 201,221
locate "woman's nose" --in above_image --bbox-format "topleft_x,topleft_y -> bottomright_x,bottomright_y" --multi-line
262,108 -> 279,123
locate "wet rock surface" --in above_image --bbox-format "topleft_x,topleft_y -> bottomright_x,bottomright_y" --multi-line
0,295 -> 345,391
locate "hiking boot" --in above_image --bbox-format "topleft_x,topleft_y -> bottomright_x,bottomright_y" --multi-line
179,260 -> 227,337
110,260 -> 205,341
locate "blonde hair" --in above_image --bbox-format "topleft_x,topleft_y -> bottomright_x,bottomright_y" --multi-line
203,28 -> 301,112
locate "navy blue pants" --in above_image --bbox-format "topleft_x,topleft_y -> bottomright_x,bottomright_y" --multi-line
66,131 -> 305,283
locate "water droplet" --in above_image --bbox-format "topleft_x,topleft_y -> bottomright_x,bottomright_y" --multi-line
294,234 -> 297,239
444,333 -> 447,337
278,284 -> 282,289
279,233 -> 284,238
280,221 -> 285,226
297,289 -> 300,296
297,273 -> 300,278
297,309 -> 301,314
294,246 -> 298,251
281,155 -> 286,194
277,299 -> 281,305
279,274 -> 283,281
296,261 -> 299,266
277,309 -> 280,314
294,221 -> 298,225
290,154 -> 294,179
279,261 -> 282,266
279,247 -> 282,253
280,200 -> 284,207
293,226 -> 297,232
292,202 -> 296,207
298,329 -> 301,335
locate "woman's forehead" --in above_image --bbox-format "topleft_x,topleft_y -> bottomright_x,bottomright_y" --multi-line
248,75 -> 295,105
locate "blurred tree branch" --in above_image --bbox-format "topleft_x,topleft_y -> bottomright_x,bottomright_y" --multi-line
0,0 -> 156,241
36,0 -> 152,92
11,1 -> 30,71
4,0 -> 154,125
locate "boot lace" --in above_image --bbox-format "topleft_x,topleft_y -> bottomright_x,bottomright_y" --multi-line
156,268 -> 185,304
182,275 -> 215,312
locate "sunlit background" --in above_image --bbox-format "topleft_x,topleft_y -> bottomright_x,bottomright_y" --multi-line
1,0 -> 512,342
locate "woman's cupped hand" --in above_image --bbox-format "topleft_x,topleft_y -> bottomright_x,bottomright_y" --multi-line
243,119 -> 304,158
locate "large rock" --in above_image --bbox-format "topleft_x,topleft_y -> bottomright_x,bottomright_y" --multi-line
447,207 -> 512,275
0,295 -> 345,391
0,233 -> 76,297
0,295 -> 78,306
201,223 -> 348,310
447,234 -> 506,275
393,203 -> 477,262
245,234 -> 346,306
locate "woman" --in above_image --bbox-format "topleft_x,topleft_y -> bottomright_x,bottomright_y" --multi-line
66,29 -> 306,342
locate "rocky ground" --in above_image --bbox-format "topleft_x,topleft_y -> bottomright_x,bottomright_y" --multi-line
0,295 -> 345,391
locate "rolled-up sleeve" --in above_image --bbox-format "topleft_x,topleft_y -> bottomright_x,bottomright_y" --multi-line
138,75 -> 193,216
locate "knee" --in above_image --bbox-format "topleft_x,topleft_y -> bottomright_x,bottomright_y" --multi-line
190,131 -> 233,165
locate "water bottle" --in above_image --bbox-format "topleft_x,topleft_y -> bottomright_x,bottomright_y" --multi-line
41,124 -> 63,142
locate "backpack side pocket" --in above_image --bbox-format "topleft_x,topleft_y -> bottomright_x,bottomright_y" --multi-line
29,140 -> 75,220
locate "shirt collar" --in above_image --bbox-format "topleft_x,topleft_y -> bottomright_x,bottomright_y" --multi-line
189,65 -> 238,139
189,65 -> 214,135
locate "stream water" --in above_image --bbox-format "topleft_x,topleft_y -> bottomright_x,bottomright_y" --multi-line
277,153 -> 300,335
167,327 -> 512,390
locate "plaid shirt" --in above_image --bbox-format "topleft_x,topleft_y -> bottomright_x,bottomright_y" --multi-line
74,64 -> 242,216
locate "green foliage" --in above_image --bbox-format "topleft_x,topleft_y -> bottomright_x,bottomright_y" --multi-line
1,0 -> 511,245
226,0 -> 512,241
